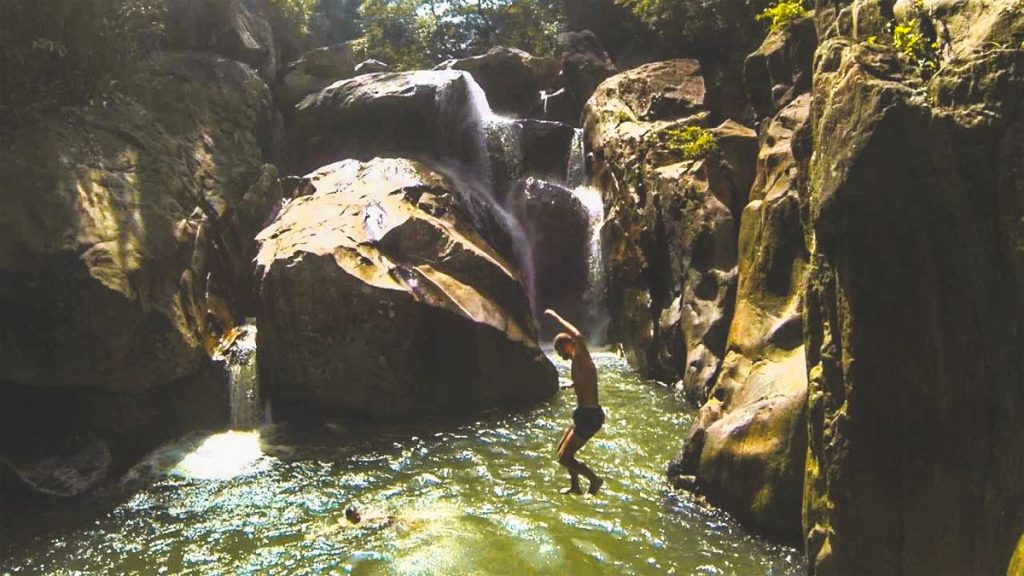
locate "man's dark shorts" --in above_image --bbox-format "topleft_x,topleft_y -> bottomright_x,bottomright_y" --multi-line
572,406 -> 605,441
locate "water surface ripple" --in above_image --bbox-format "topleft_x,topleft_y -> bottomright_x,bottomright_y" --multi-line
3,353 -> 803,575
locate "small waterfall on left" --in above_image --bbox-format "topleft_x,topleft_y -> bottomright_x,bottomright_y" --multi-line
213,322 -> 262,430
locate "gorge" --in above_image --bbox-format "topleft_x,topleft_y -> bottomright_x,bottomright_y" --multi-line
1,0 -> 1022,574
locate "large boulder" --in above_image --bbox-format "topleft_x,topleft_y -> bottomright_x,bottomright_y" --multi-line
276,42 -> 361,108
506,178 -> 590,337
0,52 -> 280,488
669,94 -> 811,543
437,46 -> 560,117
584,60 -> 757,399
290,70 -> 491,174
800,13 -> 1023,574
164,0 -> 278,82
558,30 -> 618,124
255,158 -> 558,421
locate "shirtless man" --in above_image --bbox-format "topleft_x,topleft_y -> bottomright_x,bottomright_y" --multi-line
545,309 -> 604,496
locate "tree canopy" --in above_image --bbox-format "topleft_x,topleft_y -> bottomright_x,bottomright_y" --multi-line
355,0 -> 561,70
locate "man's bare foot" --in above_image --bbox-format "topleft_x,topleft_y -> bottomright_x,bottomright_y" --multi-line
587,477 -> 604,495
560,485 -> 583,495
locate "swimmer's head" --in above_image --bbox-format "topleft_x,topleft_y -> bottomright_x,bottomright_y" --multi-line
345,506 -> 361,524
554,332 -> 575,360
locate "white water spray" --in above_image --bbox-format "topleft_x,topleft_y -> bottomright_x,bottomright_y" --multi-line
569,185 -> 608,340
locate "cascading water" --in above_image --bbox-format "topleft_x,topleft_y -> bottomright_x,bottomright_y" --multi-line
566,129 -> 586,189
214,323 -> 262,430
430,71 -> 537,308
569,185 -> 608,341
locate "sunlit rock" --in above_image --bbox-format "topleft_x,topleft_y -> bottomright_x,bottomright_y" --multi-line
256,158 -> 557,421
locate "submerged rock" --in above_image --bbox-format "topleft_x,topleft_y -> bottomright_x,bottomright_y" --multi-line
800,8 -> 1023,573
670,94 -> 811,543
584,59 -> 757,398
255,158 -> 557,421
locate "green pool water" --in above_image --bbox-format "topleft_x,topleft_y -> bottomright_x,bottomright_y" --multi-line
2,353 -> 803,575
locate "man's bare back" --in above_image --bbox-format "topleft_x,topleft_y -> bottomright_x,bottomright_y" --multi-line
545,309 -> 605,496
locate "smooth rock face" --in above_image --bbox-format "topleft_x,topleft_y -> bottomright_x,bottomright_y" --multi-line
437,46 -> 560,117
801,28 -> 1023,576
584,60 -> 757,400
670,94 -> 811,543
0,52 -> 279,480
291,70 -> 489,174
255,158 -> 557,420
506,178 -> 590,337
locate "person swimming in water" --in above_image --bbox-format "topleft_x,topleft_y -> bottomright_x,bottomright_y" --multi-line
344,505 -> 396,529
545,309 -> 604,496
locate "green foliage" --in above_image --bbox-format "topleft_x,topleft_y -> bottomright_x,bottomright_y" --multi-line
358,0 -> 560,70
658,126 -> 717,161
269,0 -> 319,36
884,1 -> 939,76
0,0 -> 164,114
614,0 -> 771,58
756,0 -> 808,33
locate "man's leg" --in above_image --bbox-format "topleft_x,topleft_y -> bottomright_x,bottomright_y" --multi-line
557,430 -> 602,494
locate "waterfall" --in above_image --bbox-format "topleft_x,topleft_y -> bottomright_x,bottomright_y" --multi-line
569,185 -> 608,342
567,129 -> 586,189
430,71 -> 537,308
216,323 -> 262,430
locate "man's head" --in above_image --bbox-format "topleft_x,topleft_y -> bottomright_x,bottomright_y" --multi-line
345,506 -> 361,524
554,332 -> 575,360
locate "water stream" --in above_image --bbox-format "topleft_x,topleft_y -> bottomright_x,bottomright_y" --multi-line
1,354 -> 803,575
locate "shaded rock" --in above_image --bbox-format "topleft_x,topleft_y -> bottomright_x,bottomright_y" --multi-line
558,30 -> 618,124
437,46 -> 560,117
584,60 -> 757,399
506,178 -> 590,337
530,87 -> 579,125
164,0 -> 278,81
354,59 -> 390,74
486,119 -> 578,198
744,14 -> 817,119
277,42 -> 360,108
0,51 -> 279,491
255,158 -> 557,421
800,24 -> 1023,574
670,94 -> 811,543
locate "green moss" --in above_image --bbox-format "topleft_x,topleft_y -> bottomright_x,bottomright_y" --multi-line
612,109 -> 633,125
658,126 -> 717,161
755,0 -> 808,33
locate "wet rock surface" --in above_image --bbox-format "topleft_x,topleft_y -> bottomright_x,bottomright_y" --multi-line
255,158 -> 557,421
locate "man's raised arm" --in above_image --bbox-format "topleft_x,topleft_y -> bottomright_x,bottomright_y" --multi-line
544,309 -> 582,339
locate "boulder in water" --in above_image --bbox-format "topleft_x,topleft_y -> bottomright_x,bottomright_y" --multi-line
255,158 -> 557,421
506,178 -> 590,336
